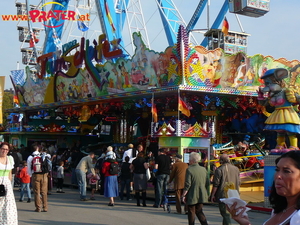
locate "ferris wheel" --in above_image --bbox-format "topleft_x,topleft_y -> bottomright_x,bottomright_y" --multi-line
15,0 -> 270,78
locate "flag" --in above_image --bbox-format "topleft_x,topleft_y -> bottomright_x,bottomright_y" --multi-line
105,0 -> 116,33
151,103 -> 158,123
178,97 -> 191,117
76,8 -> 89,32
222,17 -> 229,36
13,95 -> 19,105
77,20 -> 89,32
10,70 -> 25,86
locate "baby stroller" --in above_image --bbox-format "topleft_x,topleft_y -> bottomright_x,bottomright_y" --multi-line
162,182 -> 176,213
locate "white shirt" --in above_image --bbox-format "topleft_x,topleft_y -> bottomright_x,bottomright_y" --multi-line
122,148 -> 138,163
263,209 -> 300,225
57,166 -> 64,179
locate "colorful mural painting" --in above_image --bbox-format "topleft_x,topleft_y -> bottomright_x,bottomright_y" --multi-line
11,27 -> 300,108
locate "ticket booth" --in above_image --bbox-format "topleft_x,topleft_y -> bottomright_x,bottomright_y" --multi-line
159,136 -> 210,160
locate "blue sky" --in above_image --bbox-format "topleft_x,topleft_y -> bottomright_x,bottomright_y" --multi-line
0,0 -> 299,90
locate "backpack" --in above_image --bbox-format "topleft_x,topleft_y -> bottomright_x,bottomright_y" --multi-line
31,154 -> 52,174
42,154 -> 52,173
109,163 -> 118,175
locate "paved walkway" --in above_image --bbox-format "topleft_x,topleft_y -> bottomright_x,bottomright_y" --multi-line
15,187 -> 270,225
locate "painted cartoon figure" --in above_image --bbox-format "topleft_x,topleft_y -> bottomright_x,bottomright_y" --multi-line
118,62 -> 131,88
257,68 -> 300,150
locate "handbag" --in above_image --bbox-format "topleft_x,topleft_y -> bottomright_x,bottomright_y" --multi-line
224,164 -> 239,198
0,184 -> 6,196
146,168 -> 151,181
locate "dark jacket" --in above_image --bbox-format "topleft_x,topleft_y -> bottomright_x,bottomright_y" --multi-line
184,163 -> 209,205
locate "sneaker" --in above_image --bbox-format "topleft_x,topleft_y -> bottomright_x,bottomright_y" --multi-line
27,199 -> 31,203
19,199 -> 23,202
80,198 -> 88,201
128,198 -> 132,201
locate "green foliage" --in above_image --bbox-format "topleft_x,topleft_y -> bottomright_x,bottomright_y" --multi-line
2,91 -> 14,127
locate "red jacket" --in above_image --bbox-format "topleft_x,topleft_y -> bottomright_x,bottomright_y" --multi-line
102,161 -> 118,177
17,167 -> 31,183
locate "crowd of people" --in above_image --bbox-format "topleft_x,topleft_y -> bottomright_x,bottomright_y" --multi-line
2,140 -> 300,225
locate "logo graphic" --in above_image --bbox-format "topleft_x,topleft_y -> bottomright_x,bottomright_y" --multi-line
30,2 -> 75,28
1,1 -> 90,28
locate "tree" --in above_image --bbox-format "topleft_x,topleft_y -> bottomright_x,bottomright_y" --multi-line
2,90 -> 14,128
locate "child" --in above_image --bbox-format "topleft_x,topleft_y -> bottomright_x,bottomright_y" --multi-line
17,161 -> 31,203
56,160 -> 65,193
119,156 -> 132,200
87,168 -> 100,200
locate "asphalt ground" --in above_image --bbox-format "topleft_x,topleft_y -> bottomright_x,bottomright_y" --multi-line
15,187 -> 271,225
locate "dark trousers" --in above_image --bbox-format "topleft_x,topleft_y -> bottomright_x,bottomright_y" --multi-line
219,202 -> 232,225
57,178 -> 64,189
175,189 -> 187,214
119,178 -> 131,200
187,203 -> 208,225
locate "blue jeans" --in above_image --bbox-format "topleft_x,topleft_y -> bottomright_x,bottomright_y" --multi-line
155,174 -> 169,206
120,178 -> 131,200
71,168 -> 77,185
20,182 -> 31,200
76,169 -> 86,199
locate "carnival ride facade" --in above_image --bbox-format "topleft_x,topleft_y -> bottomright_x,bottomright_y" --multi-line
6,0 -> 284,173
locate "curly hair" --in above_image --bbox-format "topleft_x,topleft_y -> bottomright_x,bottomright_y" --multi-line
269,151 -> 300,213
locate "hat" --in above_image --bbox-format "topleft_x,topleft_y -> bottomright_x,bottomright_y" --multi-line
175,153 -> 182,159
128,144 -> 134,148
105,151 -> 116,160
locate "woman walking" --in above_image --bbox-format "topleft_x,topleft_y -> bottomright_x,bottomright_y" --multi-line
131,152 -> 149,207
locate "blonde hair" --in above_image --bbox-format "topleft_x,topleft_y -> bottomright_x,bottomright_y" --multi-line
107,146 -> 113,152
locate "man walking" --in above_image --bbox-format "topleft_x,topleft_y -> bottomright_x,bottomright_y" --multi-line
210,154 -> 240,225
182,152 -> 209,225
75,151 -> 95,201
27,144 -> 48,212
153,148 -> 171,208
169,153 -> 188,214
122,144 -> 137,163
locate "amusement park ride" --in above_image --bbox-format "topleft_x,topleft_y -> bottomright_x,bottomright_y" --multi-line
15,0 -> 270,68
8,0 -> 277,186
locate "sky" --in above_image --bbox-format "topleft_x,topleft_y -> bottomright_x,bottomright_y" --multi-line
0,0 -> 299,90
